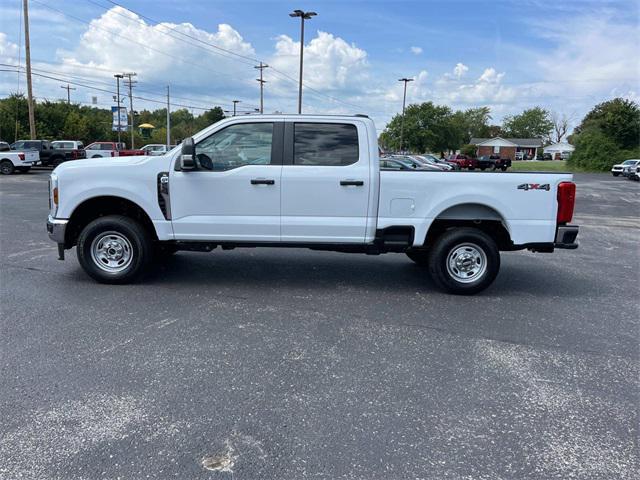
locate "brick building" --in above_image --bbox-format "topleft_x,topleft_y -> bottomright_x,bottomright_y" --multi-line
471,137 -> 543,160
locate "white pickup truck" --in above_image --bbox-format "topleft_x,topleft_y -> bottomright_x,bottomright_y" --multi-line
47,114 -> 579,294
0,142 -> 40,174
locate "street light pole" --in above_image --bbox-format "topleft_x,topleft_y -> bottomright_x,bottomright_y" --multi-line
289,9 -> 317,114
232,100 -> 240,116
398,77 -> 414,152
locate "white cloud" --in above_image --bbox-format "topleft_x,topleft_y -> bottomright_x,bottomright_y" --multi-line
0,32 -> 19,59
268,31 -> 368,95
410,46 -> 423,55
453,62 -> 469,79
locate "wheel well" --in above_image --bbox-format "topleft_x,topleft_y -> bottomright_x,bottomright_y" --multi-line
425,204 -> 512,250
65,196 -> 157,248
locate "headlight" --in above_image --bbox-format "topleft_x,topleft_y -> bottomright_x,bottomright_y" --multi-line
49,172 -> 59,217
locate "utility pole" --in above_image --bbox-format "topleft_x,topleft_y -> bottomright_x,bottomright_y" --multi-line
60,84 -> 76,104
23,0 -> 36,139
114,74 -> 123,144
254,62 -> 268,114
166,85 -> 171,149
123,72 -> 137,148
289,9 -> 317,114
398,77 -> 414,152
232,100 -> 240,116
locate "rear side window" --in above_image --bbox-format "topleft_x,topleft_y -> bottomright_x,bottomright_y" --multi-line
294,123 -> 359,166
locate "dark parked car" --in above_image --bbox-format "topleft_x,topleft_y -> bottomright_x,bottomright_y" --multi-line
477,154 -> 511,171
10,139 -> 54,166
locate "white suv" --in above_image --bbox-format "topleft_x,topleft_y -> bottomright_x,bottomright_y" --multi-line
611,159 -> 640,177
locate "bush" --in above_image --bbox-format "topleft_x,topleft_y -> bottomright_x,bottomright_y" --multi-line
568,130 -> 621,171
460,144 -> 476,157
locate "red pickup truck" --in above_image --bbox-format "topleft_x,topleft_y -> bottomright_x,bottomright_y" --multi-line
84,142 -> 146,158
446,154 -> 479,170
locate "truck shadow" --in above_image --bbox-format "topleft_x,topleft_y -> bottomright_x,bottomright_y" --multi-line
143,250 -> 602,298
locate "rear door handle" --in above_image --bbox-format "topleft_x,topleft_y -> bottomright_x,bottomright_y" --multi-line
340,180 -> 364,186
250,179 -> 275,185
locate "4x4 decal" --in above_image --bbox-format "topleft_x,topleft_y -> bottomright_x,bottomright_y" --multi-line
518,183 -> 550,191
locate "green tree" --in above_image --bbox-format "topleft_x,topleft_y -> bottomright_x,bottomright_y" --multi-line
382,101 -> 461,153
62,110 -> 89,141
502,107 -> 553,140
573,98 -> 640,149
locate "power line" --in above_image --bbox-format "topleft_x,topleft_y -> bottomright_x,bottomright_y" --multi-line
2,59 -> 256,109
2,63 -> 259,112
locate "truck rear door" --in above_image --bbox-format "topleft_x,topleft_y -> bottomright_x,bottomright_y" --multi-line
280,120 -> 371,243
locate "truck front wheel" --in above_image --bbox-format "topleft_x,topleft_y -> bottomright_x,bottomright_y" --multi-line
77,215 -> 152,284
427,228 -> 500,295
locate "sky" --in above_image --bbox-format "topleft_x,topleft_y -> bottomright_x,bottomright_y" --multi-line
0,0 -> 639,133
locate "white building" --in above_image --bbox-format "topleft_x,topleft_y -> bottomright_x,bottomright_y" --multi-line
543,142 -> 575,160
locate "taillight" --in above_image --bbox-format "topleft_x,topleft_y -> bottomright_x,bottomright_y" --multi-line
557,181 -> 576,223
18,153 -> 25,160
110,151 -> 115,157
71,149 -> 78,159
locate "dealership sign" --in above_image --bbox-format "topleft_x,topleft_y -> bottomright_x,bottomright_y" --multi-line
111,106 -> 128,131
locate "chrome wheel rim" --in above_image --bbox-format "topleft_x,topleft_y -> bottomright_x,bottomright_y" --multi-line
446,243 -> 487,283
90,231 -> 133,273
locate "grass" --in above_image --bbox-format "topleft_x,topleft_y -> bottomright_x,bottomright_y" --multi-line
510,160 -> 570,172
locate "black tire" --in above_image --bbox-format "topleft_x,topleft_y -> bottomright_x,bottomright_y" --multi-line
612,172 -> 620,177
501,166 -> 507,171
77,215 -> 152,284
0,160 -> 15,175
468,167 -> 475,171
427,227 -> 500,295
16,167 -> 31,173
91,155 -> 103,158
406,249 -> 429,266
480,166 -> 487,171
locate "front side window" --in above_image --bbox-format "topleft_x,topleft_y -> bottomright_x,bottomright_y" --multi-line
195,122 -> 273,171
294,123 -> 359,166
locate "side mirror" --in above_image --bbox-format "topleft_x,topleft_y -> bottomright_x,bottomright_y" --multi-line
180,137 -> 196,170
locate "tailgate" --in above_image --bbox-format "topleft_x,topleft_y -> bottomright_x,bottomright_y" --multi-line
25,151 -> 39,162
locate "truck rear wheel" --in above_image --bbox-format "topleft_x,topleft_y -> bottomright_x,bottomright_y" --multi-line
427,227 -> 500,295
0,160 -> 15,175
77,215 -> 152,284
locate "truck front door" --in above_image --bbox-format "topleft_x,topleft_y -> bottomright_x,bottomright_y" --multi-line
170,121 -> 282,242
280,121 -> 371,243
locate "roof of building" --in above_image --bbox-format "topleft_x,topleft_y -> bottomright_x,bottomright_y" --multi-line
471,137 -> 544,148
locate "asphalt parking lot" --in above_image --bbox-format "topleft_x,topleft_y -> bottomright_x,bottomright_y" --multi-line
0,170 -> 638,479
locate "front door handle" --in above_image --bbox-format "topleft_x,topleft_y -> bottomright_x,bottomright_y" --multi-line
250,179 -> 275,185
340,180 -> 364,186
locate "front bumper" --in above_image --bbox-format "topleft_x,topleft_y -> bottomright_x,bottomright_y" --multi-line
47,215 -> 68,244
555,224 -> 579,249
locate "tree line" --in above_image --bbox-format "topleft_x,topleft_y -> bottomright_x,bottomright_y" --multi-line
0,94 -> 224,147
379,98 -> 639,171
1,93 -> 637,171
